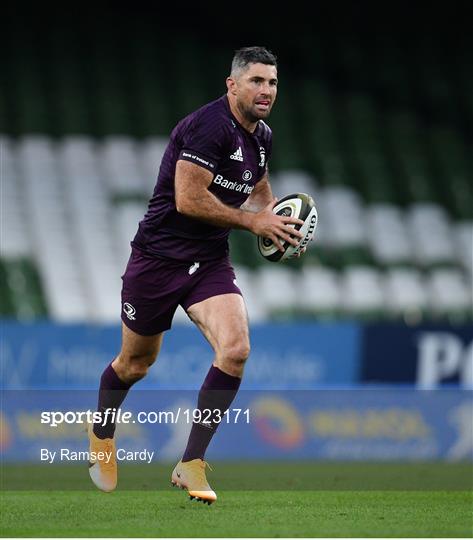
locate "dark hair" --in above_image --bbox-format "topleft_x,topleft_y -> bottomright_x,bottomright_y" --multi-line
231,46 -> 277,75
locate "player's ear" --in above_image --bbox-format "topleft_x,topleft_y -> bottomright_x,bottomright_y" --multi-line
226,76 -> 237,95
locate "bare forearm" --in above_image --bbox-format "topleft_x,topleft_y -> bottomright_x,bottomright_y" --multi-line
178,188 -> 254,231
177,172 -> 304,251
240,193 -> 272,213
240,176 -> 273,213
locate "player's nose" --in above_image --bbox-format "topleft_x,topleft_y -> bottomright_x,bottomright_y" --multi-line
257,89 -> 271,100
259,82 -> 272,96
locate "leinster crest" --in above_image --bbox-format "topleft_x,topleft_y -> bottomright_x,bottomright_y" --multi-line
259,146 -> 266,167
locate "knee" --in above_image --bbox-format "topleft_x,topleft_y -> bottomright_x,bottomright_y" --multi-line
115,352 -> 156,383
221,341 -> 251,369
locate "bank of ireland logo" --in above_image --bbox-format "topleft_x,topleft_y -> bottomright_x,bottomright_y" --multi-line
259,146 -> 266,167
242,170 -> 252,181
123,302 -> 136,320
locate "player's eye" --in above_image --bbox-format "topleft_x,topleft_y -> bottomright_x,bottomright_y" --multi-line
250,78 -> 277,87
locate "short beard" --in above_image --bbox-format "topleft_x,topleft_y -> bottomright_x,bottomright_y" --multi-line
238,102 -> 267,123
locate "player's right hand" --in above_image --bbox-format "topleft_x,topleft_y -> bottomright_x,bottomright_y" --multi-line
250,198 -> 304,252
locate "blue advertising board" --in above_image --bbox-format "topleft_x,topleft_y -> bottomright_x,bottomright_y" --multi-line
0,321 -> 360,389
361,324 -> 473,389
1,388 -> 471,463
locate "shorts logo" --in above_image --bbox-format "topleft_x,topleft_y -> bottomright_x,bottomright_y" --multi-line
188,262 -> 200,275
123,302 -> 136,321
242,170 -> 252,181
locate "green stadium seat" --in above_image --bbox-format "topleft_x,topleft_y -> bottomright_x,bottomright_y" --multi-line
229,230 -> 262,269
124,21 -> 173,136
2,258 -> 48,319
0,260 -> 15,317
428,128 -> 473,219
453,222 -> 473,274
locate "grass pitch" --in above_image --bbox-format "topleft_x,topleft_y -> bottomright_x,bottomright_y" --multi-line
1,463 -> 472,537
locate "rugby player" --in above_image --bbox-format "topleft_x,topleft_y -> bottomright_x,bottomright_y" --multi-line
88,46 -> 304,504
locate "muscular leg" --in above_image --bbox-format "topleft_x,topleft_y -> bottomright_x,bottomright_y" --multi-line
113,322 -> 164,383
187,293 -> 250,377
181,293 -> 250,461
94,323 -> 163,439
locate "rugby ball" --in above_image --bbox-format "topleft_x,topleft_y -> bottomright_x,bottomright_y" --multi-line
257,193 -> 318,262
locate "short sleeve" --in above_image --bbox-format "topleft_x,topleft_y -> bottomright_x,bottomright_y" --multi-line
178,113 -> 231,173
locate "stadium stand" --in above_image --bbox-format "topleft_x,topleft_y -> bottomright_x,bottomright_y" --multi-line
1,10 -> 472,324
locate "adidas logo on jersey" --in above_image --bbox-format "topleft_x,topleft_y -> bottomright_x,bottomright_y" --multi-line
230,147 -> 243,161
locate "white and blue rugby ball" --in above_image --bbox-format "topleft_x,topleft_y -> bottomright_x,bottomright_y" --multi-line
257,192 -> 318,262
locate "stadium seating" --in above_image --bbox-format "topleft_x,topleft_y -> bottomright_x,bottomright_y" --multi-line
454,222 -> 473,273
427,269 -> 472,320
296,266 -> 341,319
1,16 -> 472,324
365,204 -> 413,266
340,266 -> 386,319
383,268 -> 428,321
1,133 -> 472,323
407,203 -> 457,268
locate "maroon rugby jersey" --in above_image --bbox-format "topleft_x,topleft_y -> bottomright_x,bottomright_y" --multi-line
132,95 -> 272,261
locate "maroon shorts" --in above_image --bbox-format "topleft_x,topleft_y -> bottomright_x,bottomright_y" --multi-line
120,246 -> 242,335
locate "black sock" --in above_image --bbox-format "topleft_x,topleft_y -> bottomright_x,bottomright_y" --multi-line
182,365 -> 241,462
93,362 -> 132,439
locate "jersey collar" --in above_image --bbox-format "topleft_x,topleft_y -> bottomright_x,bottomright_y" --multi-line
222,95 -> 261,137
